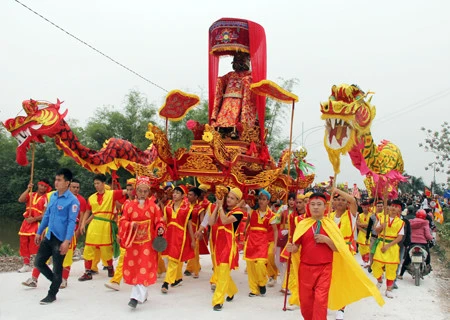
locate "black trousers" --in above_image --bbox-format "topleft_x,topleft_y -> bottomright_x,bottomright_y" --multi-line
35,233 -> 66,297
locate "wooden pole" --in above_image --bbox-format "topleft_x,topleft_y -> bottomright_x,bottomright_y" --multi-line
328,173 -> 337,213
286,100 -> 295,197
382,181 -> 389,246
165,118 -> 168,136
282,99 -> 295,311
27,143 -> 36,217
282,253 -> 292,311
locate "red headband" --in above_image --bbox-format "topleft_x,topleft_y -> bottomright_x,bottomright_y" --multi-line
38,181 -> 52,193
136,176 -> 151,189
309,196 -> 327,203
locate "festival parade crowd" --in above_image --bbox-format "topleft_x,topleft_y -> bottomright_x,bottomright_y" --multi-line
15,168 -> 446,319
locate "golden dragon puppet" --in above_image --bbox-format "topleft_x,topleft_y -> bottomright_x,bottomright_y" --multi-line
3,99 -> 157,174
320,84 -> 406,198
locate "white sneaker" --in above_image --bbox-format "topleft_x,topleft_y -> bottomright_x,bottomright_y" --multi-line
18,265 -> 32,273
376,281 -> 383,289
336,309 -> 345,320
60,279 -> 68,289
385,290 -> 394,299
267,277 -> 275,287
22,277 -> 37,288
104,282 -> 120,291
286,305 -> 299,311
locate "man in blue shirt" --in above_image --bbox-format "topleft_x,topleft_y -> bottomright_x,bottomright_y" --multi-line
34,168 -> 79,305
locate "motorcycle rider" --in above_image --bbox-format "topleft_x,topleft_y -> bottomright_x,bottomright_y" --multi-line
398,209 -> 433,278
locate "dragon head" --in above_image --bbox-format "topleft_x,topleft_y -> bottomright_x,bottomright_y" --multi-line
320,84 -> 376,172
2,99 -> 68,165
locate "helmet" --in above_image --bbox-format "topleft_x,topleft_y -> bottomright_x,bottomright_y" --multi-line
416,209 -> 427,220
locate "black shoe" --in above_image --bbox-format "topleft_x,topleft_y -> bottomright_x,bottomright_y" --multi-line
103,266 -> 108,270
78,271 -> 93,281
40,295 -> 56,305
259,285 -> 266,296
213,304 -> 223,311
249,292 -> 258,297
161,282 -> 169,294
184,270 -> 192,276
367,266 -> 372,273
171,279 -> 183,287
226,295 -> 234,302
107,266 -> 114,277
128,298 -> 138,309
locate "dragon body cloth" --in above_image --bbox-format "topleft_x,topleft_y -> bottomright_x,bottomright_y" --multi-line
320,84 -> 406,198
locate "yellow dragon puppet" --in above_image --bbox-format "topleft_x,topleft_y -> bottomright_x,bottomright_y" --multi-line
320,84 -> 406,198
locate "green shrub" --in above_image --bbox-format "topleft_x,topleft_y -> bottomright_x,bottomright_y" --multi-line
0,243 -> 18,257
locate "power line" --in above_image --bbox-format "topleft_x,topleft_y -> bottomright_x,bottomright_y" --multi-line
374,87 -> 450,124
13,0 -> 168,93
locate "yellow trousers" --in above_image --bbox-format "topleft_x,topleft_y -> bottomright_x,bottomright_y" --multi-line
157,253 -> 166,275
110,247 -> 125,284
211,263 -> 238,306
282,252 -> 300,306
266,241 -> 278,280
185,241 -> 200,275
209,250 -> 217,285
164,259 -> 183,284
359,243 -> 370,256
372,261 -> 398,281
90,247 -> 109,272
246,260 -> 268,294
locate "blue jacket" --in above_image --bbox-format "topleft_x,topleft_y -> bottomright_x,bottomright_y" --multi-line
37,189 -> 79,242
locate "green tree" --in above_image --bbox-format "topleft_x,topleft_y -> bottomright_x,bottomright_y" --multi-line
84,90 -> 158,150
399,174 -> 426,194
166,101 -> 209,151
419,121 -> 450,186
264,78 -> 299,161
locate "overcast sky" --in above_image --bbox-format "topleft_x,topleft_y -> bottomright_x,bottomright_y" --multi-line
1,0 -> 449,189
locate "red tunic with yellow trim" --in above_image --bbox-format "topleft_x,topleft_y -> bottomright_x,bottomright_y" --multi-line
163,198 -> 194,262
119,197 -> 164,286
214,207 -> 244,269
281,211 -> 305,259
190,201 -> 209,254
18,192 -> 47,236
373,215 -> 404,264
244,208 -> 276,261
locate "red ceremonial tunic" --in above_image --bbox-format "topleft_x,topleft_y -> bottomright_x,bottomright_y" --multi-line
190,201 -> 209,255
244,208 -> 276,261
18,192 -> 47,236
163,198 -> 195,262
295,221 -> 333,265
280,211 -> 305,259
119,197 -> 164,286
75,194 -> 87,232
214,207 -> 244,269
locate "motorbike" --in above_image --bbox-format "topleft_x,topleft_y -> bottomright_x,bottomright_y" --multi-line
407,244 -> 431,286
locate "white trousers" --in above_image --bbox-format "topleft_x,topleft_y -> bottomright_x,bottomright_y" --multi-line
131,284 -> 148,303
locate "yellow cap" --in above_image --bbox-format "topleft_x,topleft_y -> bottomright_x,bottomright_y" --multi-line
126,178 -> 136,186
229,187 -> 243,201
198,184 -> 210,192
